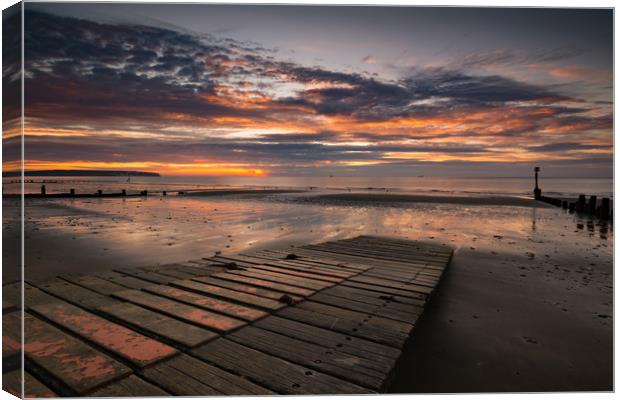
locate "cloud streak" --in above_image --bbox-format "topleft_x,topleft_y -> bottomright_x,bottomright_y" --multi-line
18,9 -> 612,177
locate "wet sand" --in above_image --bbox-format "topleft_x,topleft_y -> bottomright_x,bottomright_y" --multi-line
4,192 -> 612,392
390,242 -> 612,392
295,193 -> 549,208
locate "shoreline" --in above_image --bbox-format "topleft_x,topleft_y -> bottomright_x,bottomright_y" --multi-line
291,193 -> 550,208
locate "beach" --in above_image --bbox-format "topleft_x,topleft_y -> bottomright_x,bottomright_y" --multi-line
3,187 -> 612,392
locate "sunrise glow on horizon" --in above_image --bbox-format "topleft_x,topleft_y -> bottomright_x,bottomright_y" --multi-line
3,5 -> 613,178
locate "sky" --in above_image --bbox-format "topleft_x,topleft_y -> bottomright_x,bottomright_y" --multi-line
7,4 -> 614,177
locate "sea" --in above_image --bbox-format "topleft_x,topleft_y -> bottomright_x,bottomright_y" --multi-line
4,175 -> 614,199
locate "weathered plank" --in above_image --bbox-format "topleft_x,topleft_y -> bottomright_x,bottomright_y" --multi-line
89,375 -> 169,397
244,263 -> 343,283
3,370 -> 57,398
3,311 -> 22,360
227,268 -> 332,291
228,325 -> 385,390
61,275 -> 129,296
192,276 -> 303,302
114,268 -> 173,285
112,289 -> 245,332
309,291 -> 422,323
320,284 -> 425,307
210,272 -> 314,297
34,278 -> 121,310
171,279 -> 285,311
143,285 -> 267,321
192,338 -> 371,394
141,354 -> 274,396
278,304 -> 412,349
30,302 -> 178,368
139,265 -> 196,280
342,280 -> 427,300
260,249 -> 369,271
94,271 -> 158,290
97,302 -> 217,348
348,275 -> 434,295
254,316 -> 400,370
24,313 -> 130,395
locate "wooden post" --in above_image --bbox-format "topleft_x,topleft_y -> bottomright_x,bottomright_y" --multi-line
70,189 -> 75,196
576,194 -> 586,212
121,189 -> 126,196
562,200 -> 568,209
569,202 -> 575,213
40,185 -> 46,195
588,195 -> 597,215
97,189 -> 103,196
533,167 -> 541,200
601,197 -> 610,219
163,191 -> 167,196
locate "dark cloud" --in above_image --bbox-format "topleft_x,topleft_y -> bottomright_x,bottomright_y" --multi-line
529,142 -> 612,152
459,46 -> 587,69
20,10 -> 611,175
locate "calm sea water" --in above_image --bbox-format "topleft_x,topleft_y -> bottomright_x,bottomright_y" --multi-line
5,175 -> 613,198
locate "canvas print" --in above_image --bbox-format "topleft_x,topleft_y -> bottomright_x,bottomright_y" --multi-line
2,2 -> 613,397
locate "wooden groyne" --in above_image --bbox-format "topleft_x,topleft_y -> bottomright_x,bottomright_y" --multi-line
537,194 -> 612,220
2,236 -> 452,396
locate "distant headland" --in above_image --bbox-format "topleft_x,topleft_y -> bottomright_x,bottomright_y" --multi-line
3,170 -> 160,177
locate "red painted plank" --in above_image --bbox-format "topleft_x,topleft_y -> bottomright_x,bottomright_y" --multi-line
113,289 -> 245,333
31,302 -> 178,368
24,313 -> 130,395
211,272 -> 314,297
144,285 -> 267,321
171,279 -> 285,311
192,276 -> 302,302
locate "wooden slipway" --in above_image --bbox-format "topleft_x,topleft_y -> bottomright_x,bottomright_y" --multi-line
3,235 -> 453,397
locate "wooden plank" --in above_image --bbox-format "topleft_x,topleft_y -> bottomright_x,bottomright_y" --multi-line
228,326 -> 385,390
141,354 -> 274,396
112,289 -> 245,333
310,292 -> 422,324
3,311 -> 22,360
143,285 -> 268,321
167,263 -> 214,277
89,375 -> 169,397
305,243 -> 447,267
277,304 -> 412,349
30,302 -> 178,368
244,263 -> 343,283
192,276 -> 303,302
138,265 -> 196,280
94,271 -> 158,290
342,237 -> 452,256
24,313 -> 130,395
297,301 -> 414,337
192,338 -> 371,394
114,268 -> 173,285
349,275 -> 434,295
321,284 -> 425,307
171,279 -> 286,311
61,275 -> 129,296
33,278 -> 121,310
3,370 -> 57,398
23,283 -> 60,308
97,302 -> 217,349
210,272 -> 314,297
227,268 -> 331,291
354,236 -> 453,256
342,280 -> 427,299
295,248 -> 441,272
309,240 -> 450,263
260,249 -> 369,271
255,316 -> 400,369
262,258 -> 358,278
